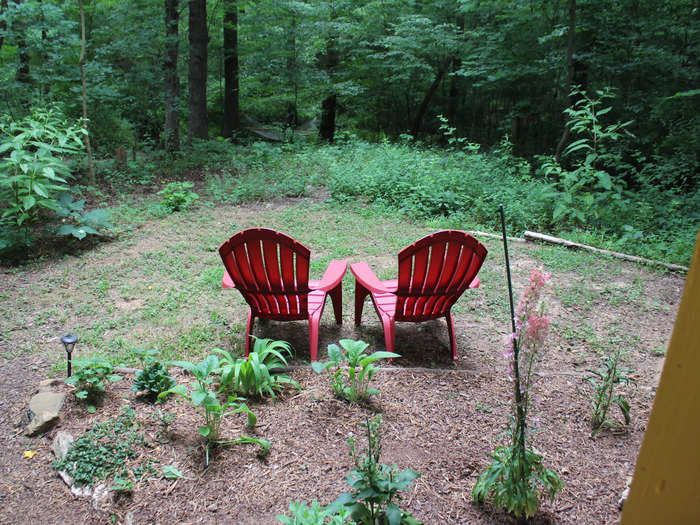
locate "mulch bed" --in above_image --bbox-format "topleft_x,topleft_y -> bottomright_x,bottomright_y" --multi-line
0,338 -> 653,524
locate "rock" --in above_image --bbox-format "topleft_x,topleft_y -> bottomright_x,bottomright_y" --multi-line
92,483 -> 115,511
124,511 -> 134,525
58,470 -> 74,488
25,391 -> 66,436
38,378 -> 64,393
52,431 -> 74,461
71,484 -> 93,498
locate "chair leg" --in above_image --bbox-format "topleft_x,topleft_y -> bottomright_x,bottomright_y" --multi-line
245,310 -> 255,357
355,281 -> 369,326
446,311 -> 458,360
330,284 -> 343,325
381,317 -> 396,353
309,313 -> 321,362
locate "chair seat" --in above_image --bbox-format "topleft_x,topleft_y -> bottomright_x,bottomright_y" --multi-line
219,228 -> 347,361
350,231 -> 487,360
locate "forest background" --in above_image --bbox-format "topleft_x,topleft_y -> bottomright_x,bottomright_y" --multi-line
0,0 -> 697,265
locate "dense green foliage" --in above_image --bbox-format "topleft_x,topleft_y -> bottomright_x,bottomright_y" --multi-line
215,338 -> 299,399
0,0 -> 696,265
131,349 -> 176,400
54,406 -> 143,487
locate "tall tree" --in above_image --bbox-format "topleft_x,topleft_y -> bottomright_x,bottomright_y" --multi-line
555,0 -> 576,162
318,2 -> 338,142
78,0 -> 95,185
222,0 -> 240,138
13,0 -> 30,86
188,0 -> 208,141
164,0 -> 180,151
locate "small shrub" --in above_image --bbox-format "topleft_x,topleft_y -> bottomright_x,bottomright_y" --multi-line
157,181 -> 199,212
55,192 -> 113,240
277,500 -> 354,524
312,340 -> 398,403
131,349 -> 175,401
328,416 -> 421,525
0,105 -> 86,253
158,354 -> 268,465
54,406 -> 142,487
66,356 -> 122,412
585,349 -> 635,435
216,338 -> 298,399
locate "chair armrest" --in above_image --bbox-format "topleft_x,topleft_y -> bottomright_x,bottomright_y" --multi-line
222,269 -> 236,289
311,260 -> 348,292
350,262 -> 392,294
469,275 -> 480,289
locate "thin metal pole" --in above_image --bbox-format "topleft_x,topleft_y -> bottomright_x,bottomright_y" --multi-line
500,204 -> 526,450
500,204 -> 517,335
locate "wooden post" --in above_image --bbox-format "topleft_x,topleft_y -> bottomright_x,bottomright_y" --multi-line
621,230 -> 700,524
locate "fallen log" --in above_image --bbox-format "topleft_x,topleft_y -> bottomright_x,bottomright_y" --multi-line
469,230 -> 526,243
523,231 -> 688,273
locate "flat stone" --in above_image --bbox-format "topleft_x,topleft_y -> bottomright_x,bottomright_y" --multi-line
92,483 -> 115,511
52,431 -> 74,461
25,391 -> 66,436
38,378 -> 64,392
71,484 -> 92,498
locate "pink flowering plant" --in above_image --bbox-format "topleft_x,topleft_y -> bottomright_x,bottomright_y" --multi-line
473,268 -> 562,519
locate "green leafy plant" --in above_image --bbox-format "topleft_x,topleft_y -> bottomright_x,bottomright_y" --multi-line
328,416 -> 421,525
66,356 -> 122,412
131,349 -> 176,401
540,87 -> 633,226
162,465 -> 184,479
110,471 -> 135,494
158,354 -> 268,465
585,349 -> 635,435
215,338 -> 299,399
55,192 -> 113,240
0,105 -> 87,252
54,406 -> 142,487
277,500 -> 355,525
312,340 -> 398,403
157,181 -> 199,212
473,269 -> 562,519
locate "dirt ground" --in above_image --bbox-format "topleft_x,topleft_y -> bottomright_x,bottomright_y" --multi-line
0,198 -> 686,524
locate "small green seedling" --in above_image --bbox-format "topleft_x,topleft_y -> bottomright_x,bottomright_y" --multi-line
312,340 -> 398,403
585,350 -> 636,435
66,356 -> 122,412
132,349 -> 175,401
158,354 -> 268,465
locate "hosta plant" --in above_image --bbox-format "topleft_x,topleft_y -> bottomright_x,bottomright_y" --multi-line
215,337 -> 298,399
66,356 -> 122,412
312,340 -> 398,403
158,354 -> 269,465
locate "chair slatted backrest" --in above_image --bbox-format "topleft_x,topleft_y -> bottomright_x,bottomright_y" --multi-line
219,228 -> 311,317
395,231 -> 487,319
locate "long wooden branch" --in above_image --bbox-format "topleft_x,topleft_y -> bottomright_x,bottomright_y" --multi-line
524,231 -> 688,273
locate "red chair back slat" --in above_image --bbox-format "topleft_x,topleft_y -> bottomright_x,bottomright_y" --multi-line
395,231 -> 487,320
219,228 -> 312,318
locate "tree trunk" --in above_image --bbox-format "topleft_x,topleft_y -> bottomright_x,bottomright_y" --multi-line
286,12 -> 298,128
411,64 -> 447,138
222,0 -> 240,138
13,0 -> 30,85
188,0 -> 208,142
0,0 -> 8,53
319,28 -> 339,142
555,0 -> 576,162
78,0 -> 95,186
164,0 -> 180,152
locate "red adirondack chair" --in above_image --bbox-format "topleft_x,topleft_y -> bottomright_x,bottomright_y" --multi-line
350,230 -> 487,360
219,228 -> 347,361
